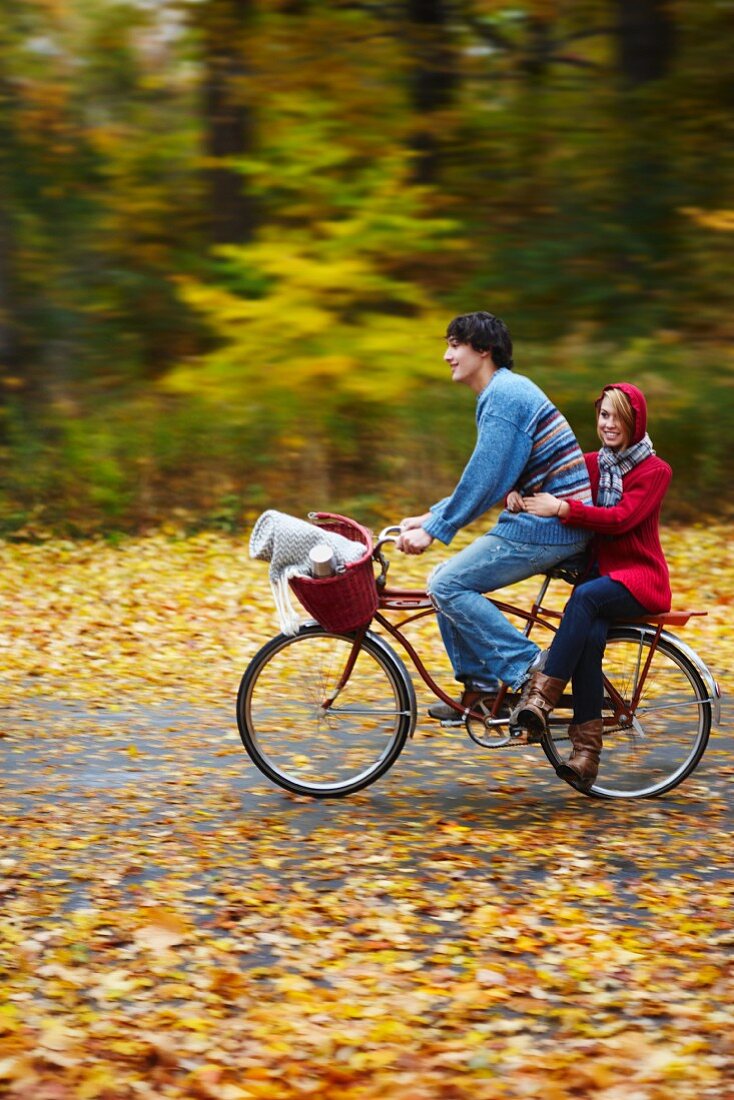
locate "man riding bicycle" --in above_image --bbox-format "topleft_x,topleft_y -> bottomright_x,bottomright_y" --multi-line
397,311 -> 591,719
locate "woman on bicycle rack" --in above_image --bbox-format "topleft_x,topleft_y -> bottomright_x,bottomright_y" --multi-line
510,383 -> 672,792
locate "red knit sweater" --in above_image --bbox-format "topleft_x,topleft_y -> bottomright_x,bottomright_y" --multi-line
564,452 -> 672,612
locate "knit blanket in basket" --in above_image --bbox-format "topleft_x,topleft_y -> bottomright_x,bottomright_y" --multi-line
249,510 -> 365,634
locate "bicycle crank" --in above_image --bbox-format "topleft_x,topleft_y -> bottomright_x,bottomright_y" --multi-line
465,707 -> 516,749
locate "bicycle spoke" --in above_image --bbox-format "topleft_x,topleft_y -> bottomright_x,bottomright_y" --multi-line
637,697 -> 715,717
542,627 -> 712,799
237,626 -> 414,797
327,706 -> 413,717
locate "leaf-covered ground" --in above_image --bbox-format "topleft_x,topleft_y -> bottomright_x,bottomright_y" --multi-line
1,523 -> 732,1099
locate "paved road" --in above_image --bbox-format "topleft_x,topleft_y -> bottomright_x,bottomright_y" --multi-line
2,691 -> 733,1098
3,691 -> 732,918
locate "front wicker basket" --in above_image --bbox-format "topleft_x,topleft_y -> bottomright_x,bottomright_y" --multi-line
289,513 -> 378,633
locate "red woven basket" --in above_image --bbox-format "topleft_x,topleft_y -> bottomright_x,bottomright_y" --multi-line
289,513 -> 378,633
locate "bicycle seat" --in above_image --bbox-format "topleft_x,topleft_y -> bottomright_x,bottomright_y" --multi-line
546,552 -> 588,584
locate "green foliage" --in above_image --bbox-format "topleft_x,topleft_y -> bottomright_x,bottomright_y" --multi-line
1,0 -> 734,531
165,152 -> 460,422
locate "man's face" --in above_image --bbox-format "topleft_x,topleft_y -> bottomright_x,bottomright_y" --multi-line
443,338 -> 491,387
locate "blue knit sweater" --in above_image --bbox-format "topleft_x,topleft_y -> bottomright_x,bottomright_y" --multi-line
423,369 -> 592,546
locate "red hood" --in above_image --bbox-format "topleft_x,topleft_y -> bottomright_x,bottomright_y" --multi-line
598,382 -> 647,445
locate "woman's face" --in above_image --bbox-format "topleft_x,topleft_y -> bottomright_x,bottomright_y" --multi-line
597,394 -> 630,451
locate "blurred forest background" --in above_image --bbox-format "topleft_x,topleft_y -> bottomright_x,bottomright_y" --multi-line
1,0 -> 732,535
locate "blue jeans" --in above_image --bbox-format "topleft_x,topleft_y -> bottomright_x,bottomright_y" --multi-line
428,533 -> 589,691
545,574 -> 648,723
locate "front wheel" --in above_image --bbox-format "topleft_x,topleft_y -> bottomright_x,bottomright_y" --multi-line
542,626 -> 713,799
237,623 -> 416,798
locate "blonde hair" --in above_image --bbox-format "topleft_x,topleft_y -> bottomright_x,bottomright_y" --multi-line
596,387 -> 635,448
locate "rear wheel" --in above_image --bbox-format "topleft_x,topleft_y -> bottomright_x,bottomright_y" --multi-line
542,627 -> 712,799
237,623 -> 416,797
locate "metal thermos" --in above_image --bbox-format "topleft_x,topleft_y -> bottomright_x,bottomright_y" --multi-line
309,543 -> 335,577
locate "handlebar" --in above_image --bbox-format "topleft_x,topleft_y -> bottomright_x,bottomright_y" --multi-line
377,523 -> 402,540
374,524 -> 403,588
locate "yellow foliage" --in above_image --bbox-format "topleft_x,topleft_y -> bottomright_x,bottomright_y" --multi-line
682,206 -> 734,232
163,169 -> 455,410
0,524 -> 732,1098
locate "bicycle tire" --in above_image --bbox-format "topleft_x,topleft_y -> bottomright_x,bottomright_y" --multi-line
542,626 -> 713,800
237,623 -> 416,798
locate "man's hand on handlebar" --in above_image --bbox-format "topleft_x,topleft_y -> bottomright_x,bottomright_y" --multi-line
399,512 -> 432,532
396,512 -> 434,554
397,512 -> 433,554
397,527 -> 434,555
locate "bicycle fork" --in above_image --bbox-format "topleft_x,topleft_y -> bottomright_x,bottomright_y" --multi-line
317,625 -> 369,711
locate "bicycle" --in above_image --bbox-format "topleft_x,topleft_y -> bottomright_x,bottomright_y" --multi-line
237,513 -> 721,801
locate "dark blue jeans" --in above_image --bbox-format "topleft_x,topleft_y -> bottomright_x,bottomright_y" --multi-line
545,574 -> 648,724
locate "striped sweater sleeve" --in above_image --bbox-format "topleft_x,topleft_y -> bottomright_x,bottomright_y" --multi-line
516,403 -> 593,504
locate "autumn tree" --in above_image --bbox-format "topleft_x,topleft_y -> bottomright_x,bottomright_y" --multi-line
614,0 -> 674,87
0,73 -> 20,374
0,0 -> 733,527
190,0 -> 259,245
404,0 -> 460,183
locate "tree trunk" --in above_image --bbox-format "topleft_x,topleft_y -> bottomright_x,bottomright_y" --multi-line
0,70 -> 19,373
610,1 -> 677,325
614,0 -> 674,87
405,0 -> 459,184
198,0 -> 258,245
0,204 -> 18,371
517,13 -> 553,185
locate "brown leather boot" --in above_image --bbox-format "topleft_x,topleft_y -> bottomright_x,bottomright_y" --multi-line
508,650 -> 549,733
556,719 -> 603,792
513,671 -> 566,736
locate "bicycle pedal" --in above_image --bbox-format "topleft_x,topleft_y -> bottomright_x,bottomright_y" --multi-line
509,724 -> 543,745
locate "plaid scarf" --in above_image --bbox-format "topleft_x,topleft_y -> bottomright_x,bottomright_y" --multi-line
596,433 -> 655,507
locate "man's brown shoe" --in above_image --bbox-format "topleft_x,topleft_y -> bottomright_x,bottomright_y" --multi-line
427,686 -> 496,723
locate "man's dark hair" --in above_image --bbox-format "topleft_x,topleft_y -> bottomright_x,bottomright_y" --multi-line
446,311 -> 514,370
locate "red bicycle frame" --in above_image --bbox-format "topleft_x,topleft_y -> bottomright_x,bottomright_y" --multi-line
323,539 -> 706,734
